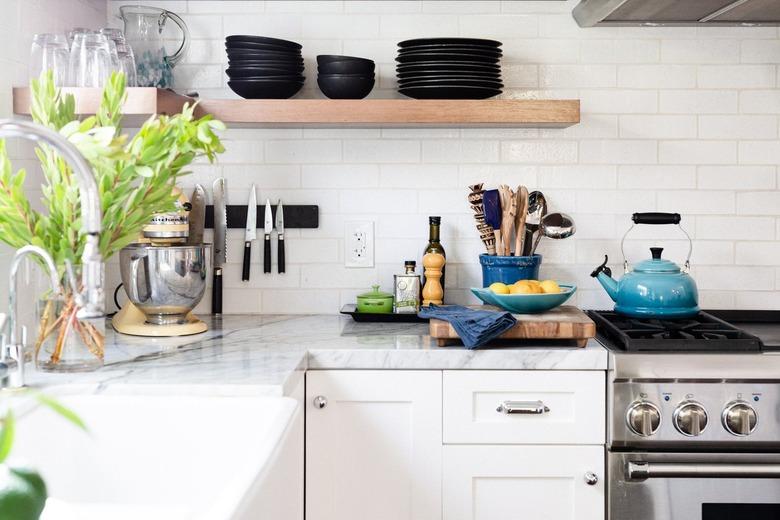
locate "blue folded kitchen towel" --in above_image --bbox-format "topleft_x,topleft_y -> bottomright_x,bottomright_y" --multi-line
419,304 -> 517,349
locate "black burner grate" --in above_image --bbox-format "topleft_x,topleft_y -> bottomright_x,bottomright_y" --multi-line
588,310 -> 763,352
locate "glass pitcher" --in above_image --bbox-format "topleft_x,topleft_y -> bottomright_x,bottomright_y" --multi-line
119,5 -> 189,88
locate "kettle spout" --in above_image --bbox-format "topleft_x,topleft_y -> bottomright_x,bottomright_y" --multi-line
590,255 -> 618,302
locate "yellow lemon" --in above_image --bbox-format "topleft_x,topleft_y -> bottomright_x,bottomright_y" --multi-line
510,281 -> 535,294
526,279 -> 542,288
540,280 -> 562,294
489,282 -> 510,294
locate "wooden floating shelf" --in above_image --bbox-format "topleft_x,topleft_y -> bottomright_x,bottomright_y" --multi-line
13,87 -> 580,128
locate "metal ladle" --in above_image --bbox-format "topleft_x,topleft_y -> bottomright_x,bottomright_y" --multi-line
530,212 -> 576,255
523,191 -> 547,255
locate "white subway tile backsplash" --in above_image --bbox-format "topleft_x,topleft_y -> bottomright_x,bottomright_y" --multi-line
72,1 -> 780,313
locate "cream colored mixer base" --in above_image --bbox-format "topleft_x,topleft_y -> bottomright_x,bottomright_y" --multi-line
112,303 -> 208,337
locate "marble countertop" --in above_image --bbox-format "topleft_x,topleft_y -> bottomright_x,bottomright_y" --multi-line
28,315 -> 609,396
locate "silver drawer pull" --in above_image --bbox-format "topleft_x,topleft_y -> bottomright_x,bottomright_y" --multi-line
496,400 -> 550,415
628,461 -> 780,480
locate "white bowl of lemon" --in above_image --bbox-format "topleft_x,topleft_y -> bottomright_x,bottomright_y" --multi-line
471,279 -> 576,314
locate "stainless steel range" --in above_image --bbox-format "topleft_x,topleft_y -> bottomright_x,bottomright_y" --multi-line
590,310 -> 780,520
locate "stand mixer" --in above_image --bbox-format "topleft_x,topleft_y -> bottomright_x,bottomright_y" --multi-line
112,188 -> 211,337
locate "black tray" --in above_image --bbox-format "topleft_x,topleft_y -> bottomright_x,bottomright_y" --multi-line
340,304 -> 428,323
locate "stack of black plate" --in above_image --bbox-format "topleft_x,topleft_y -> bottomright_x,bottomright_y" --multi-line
225,35 -> 304,99
395,38 -> 503,99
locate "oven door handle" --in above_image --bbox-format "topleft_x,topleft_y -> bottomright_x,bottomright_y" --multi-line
628,461 -> 780,480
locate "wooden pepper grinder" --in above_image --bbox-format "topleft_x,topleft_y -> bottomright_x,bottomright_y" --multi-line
422,252 -> 446,306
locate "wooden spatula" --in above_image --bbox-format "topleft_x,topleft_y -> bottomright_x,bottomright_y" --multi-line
514,186 -> 529,256
498,185 -> 516,256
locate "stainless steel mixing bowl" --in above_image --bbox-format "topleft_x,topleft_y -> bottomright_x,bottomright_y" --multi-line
119,244 -> 210,325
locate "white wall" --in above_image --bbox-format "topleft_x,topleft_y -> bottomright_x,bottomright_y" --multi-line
106,0 -> 780,314
10,0 -> 780,314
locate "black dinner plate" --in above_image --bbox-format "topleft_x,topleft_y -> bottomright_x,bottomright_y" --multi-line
225,35 -> 302,50
399,78 -> 504,88
397,70 -> 501,80
398,76 -> 504,87
398,37 -> 502,49
400,43 -> 503,53
399,46 -> 503,58
226,66 -> 305,78
228,79 -> 304,99
396,52 -> 500,64
396,61 -> 501,73
398,85 -> 502,99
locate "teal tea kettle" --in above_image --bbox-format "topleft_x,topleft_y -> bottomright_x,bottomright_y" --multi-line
590,213 -> 699,319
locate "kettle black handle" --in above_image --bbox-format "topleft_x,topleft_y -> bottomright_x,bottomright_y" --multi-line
632,212 -> 681,225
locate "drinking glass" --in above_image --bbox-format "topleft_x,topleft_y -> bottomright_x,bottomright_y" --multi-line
29,33 -> 69,85
66,27 -> 92,45
68,33 -> 112,87
100,27 -> 137,86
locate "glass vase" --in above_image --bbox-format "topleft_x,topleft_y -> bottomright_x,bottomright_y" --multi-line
34,288 -> 104,372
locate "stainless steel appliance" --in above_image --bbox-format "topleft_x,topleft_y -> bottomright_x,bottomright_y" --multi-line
591,310 -> 780,520
574,0 -> 780,27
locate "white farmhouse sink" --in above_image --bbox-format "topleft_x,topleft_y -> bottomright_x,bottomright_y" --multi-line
10,386 -> 301,520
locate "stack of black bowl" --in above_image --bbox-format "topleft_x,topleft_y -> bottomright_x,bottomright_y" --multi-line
395,38 -> 503,99
225,35 -> 304,99
317,55 -> 375,99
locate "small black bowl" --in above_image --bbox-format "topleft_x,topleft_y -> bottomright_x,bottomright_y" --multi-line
318,59 -> 375,75
228,79 -> 304,99
317,75 -> 375,99
316,54 -> 374,67
227,66 -> 304,78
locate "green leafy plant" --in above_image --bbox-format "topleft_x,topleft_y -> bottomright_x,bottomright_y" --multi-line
0,71 -> 225,365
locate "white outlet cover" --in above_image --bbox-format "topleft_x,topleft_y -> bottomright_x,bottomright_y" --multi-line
345,220 -> 374,268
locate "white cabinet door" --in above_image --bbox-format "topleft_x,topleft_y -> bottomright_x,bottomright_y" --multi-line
306,370 -> 442,520
443,445 -> 604,520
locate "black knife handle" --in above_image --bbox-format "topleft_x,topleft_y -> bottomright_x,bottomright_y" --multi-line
278,235 -> 285,274
242,242 -> 251,281
264,235 -> 271,273
212,267 -> 223,315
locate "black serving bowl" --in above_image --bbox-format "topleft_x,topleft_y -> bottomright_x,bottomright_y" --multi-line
318,59 -> 375,75
316,54 -> 374,67
227,48 -> 302,60
228,79 -> 304,99
227,60 -> 305,72
226,66 -> 305,78
317,75 -> 375,99
225,35 -> 302,50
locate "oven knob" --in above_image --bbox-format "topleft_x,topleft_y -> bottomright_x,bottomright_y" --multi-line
722,401 -> 758,436
626,401 -> 661,437
673,401 -> 708,437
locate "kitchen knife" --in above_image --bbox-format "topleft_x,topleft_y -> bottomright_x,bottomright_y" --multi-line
212,178 -> 227,315
276,199 -> 285,274
263,198 -> 273,274
188,184 -> 206,245
242,184 -> 257,281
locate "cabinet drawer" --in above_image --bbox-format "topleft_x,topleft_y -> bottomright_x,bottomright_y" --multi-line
443,370 -> 605,444
443,445 -> 604,520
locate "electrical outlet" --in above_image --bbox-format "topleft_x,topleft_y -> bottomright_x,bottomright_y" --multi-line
345,221 -> 374,268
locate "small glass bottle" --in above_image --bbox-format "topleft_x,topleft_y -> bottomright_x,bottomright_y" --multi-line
393,260 -> 421,314
423,216 -> 446,292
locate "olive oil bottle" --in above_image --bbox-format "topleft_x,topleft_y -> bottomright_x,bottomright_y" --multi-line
423,216 -> 446,295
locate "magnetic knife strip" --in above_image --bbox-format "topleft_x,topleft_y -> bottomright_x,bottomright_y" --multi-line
205,205 -> 319,229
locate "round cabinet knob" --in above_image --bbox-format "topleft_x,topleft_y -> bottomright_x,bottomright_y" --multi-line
626,401 -> 661,437
673,401 -> 708,437
313,395 -> 328,409
722,401 -> 758,437
584,472 -> 598,486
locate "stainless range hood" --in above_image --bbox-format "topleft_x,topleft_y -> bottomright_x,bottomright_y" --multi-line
573,0 -> 780,27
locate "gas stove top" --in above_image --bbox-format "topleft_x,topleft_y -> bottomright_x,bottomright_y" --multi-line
588,310 -> 764,352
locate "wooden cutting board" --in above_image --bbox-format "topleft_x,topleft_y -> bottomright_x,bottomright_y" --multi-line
429,305 -> 595,347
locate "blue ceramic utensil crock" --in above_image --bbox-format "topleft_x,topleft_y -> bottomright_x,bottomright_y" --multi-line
590,212 -> 699,319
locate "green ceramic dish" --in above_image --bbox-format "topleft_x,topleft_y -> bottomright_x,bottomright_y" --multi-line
356,285 -> 394,314
471,284 -> 576,314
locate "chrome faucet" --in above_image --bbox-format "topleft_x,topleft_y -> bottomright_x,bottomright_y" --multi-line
0,119 -> 104,318
0,119 -> 105,387
3,246 -> 61,387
